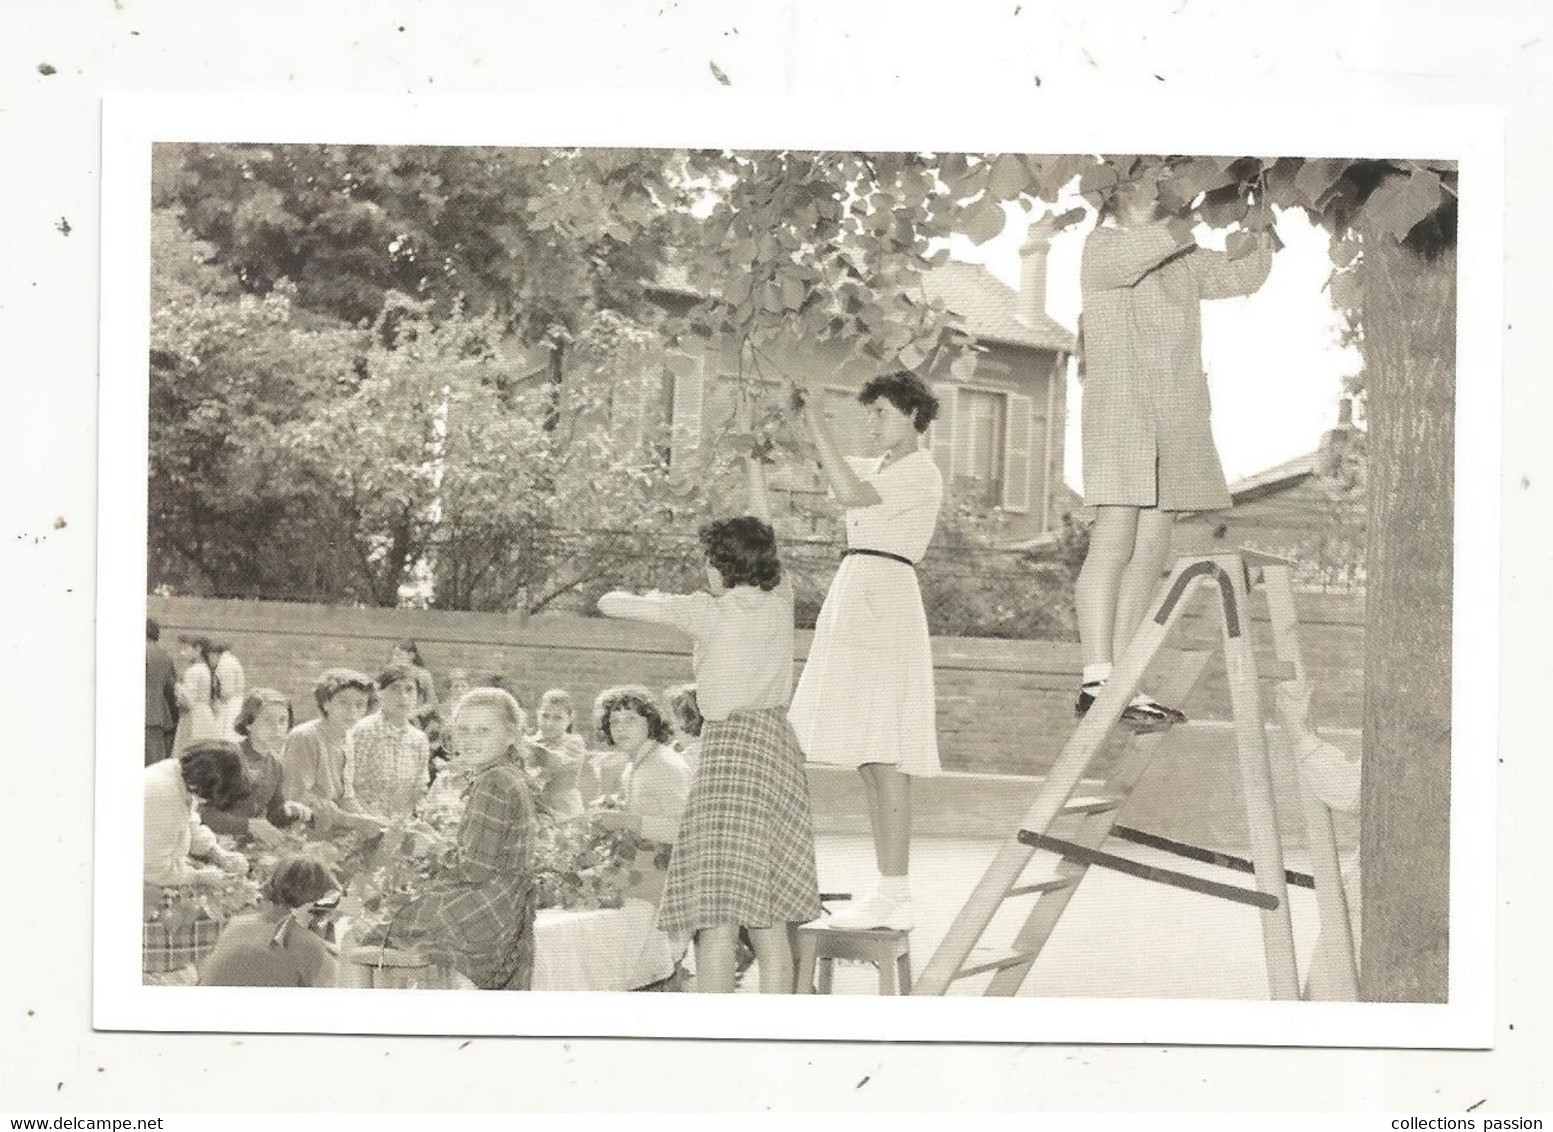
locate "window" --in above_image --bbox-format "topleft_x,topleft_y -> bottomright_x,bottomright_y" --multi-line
664,351 -> 704,472
958,388 -> 1008,508
932,383 -> 1036,515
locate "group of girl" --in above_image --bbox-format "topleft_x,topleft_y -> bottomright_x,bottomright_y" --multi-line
168,637 -> 247,755
161,187 -> 1273,994
583,179 -> 1275,992
152,662 -> 710,989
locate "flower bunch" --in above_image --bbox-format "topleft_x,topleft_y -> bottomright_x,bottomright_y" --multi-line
142,870 -> 262,932
532,812 -> 642,911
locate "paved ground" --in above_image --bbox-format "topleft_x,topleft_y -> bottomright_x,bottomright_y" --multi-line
785,833 -> 1344,998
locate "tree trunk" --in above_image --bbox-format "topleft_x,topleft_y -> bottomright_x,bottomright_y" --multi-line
1359,236 -> 1457,1002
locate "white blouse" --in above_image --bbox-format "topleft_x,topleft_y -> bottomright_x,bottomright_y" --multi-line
143,757 -> 220,885
598,583 -> 795,722
842,449 -> 944,563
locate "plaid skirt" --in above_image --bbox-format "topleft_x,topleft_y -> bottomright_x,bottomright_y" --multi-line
656,708 -> 821,936
142,884 -> 223,976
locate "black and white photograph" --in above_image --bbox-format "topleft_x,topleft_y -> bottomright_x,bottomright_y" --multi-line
8,0 -> 1552,1116
87,92 -> 1501,1049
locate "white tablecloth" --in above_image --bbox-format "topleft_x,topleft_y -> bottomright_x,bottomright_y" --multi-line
533,899 -> 682,992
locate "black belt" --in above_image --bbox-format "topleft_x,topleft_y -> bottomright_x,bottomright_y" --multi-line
843,548 -> 917,568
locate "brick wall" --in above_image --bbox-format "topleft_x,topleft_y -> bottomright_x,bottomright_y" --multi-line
149,587 -> 1362,778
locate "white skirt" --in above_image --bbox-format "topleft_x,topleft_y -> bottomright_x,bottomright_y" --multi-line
788,554 -> 941,777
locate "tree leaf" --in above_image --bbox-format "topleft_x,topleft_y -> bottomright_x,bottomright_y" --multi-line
987,153 -> 1028,201
1294,158 -> 1351,209
1225,230 -> 1260,262
1078,163 -> 1119,195
1198,186 -> 1250,229
962,200 -> 1006,246
781,276 -> 806,311
1360,168 -> 1445,241
1166,216 -> 1197,245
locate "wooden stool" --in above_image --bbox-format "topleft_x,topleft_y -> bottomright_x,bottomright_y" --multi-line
795,925 -> 912,995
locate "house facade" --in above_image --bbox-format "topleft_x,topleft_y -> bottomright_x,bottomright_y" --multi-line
650,232 -> 1076,544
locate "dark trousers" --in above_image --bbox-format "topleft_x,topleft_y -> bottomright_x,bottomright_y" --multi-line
145,727 -> 174,766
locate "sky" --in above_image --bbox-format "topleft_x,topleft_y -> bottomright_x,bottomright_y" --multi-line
942,201 -> 1363,492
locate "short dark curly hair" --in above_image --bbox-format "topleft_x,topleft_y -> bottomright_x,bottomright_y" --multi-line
179,741 -> 251,812
858,370 -> 939,433
698,515 -> 782,591
593,685 -> 674,747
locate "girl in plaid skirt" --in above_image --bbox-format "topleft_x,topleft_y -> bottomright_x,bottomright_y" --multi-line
598,457 -> 821,993
1075,173 -> 1274,725
387,688 -> 538,990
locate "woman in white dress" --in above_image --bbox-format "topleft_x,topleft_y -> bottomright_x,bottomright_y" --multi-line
171,636 -> 220,757
210,643 -> 247,741
787,371 -> 944,931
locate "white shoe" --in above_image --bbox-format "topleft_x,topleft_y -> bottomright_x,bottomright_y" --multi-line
824,892 -> 914,932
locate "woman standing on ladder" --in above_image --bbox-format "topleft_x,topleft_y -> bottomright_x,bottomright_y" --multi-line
788,371 -> 944,932
1074,172 -> 1274,725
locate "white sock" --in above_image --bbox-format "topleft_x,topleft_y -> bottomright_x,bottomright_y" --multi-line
879,875 -> 911,902
1082,662 -> 1113,689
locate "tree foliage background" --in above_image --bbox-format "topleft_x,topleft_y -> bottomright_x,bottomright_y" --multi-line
149,143 -> 1451,626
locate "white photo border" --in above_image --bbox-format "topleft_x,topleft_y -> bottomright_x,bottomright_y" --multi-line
96,91 -> 1503,1046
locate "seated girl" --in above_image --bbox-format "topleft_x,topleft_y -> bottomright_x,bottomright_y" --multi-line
199,852 -> 340,988
522,688 -> 587,820
281,669 -> 385,836
588,686 -> 691,845
143,742 -> 251,985
144,741 -> 251,887
346,666 -> 432,820
386,689 -> 539,991
200,689 -> 311,845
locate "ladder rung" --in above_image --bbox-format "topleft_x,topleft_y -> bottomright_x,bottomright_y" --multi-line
1017,830 -> 1281,911
954,947 -> 1038,980
1060,794 -> 1122,816
1006,876 -> 1076,899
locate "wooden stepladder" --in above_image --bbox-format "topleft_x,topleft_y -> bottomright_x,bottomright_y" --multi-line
914,549 -> 1360,999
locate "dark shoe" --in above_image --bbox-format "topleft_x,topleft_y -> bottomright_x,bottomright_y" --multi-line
1132,697 -> 1188,725
1075,689 -> 1180,732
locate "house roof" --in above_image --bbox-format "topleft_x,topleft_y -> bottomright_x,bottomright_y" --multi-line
1001,454 -> 1319,551
918,261 -> 1075,354
1227,453 -> 1316,503
649,260 -> 1076,356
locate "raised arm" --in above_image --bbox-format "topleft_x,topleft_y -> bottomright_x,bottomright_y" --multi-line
1081,222 -> 1194,290
797,392 -> 881,509
744,456 -> 773,523
1189,233 -> 1275,300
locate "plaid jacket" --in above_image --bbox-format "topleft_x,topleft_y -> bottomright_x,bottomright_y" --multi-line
1079,222 -> 1273,511
394,760 -> 537,987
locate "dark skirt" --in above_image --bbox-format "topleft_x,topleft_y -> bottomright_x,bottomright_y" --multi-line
656,707 -> 821,936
